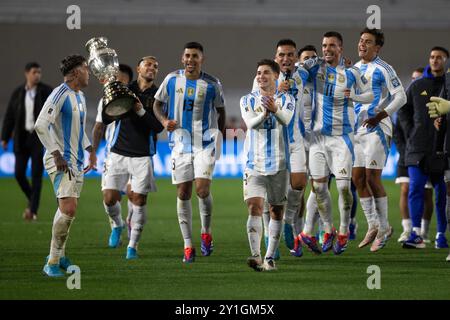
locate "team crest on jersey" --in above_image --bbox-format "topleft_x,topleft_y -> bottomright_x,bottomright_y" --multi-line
338,74 -> 345,83
295,77 -> 302,85
327,73 -> 335,82
288,79 -> 295,87
187,87 -> 195,97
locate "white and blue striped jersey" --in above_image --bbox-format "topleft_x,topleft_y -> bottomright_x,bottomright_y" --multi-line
307,59 -> 368,136
241,91 -> 295,175
154,70 -> 225,153
252,66 -> 309,146
38,83 -> 91,171
95,100 -> 116,158
354,56 -> 404,137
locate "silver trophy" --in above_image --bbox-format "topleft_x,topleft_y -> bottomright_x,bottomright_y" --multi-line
85,37 -> 138,120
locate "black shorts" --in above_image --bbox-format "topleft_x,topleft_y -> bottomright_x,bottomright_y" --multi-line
396,164 -> 408,178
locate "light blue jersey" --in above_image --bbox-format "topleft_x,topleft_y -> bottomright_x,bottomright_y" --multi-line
307,59 -> 367,136
240,91 -> 295,175
155,70 -> 225,153
39,83 -> 90,172
354,56 -> 404,137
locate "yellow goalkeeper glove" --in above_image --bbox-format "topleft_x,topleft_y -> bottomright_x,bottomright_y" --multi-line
426,96 -> 450,118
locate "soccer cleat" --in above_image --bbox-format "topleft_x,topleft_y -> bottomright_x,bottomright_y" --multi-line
109,226 -> 123,248
264,235 -> 280,260
289,235 -> 303,257
283,223 -> 294,250
300,232 -> 321,254
358,227 -> 378,248
126,247 -> 138,259
370,226 -> 393,252
262,257 -> 277,271
247,255 -> 263,272
402,231 -> 426,249
397,230 -> 410,243
349,222 -> 358,240
201,233 -> 214,256
435,233 -> 449,249
45,255 -> 72,271
183,247 -> 196,263
333,233 -> 348,255
318,230 -> 326,245
447,252 -> 450,262
43,264 -> 65,277
321,228 -> 336,252
422,234 -> 431,244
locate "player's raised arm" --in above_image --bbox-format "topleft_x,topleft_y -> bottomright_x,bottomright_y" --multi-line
348,67 -> 374,103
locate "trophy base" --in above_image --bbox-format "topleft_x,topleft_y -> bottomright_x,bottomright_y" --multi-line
102,81 -> 138,120
104,96 -> 136,117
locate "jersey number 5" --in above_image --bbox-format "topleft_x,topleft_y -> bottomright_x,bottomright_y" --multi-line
183,99 -> 194,111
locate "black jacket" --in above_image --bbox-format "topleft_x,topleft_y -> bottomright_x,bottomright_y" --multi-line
398,68 -> 445,169
1,82 -> 53,153
443,59 -> 450,155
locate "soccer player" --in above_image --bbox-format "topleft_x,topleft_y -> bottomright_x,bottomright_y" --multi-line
300,31 -> 373,255
153,42 -> 226,263
252,39 -> 309,257
352,28 -> 407,251
99,56 -> 163,259
242,59 -> 295,271
34,55 -> 96,277
399,46 -> 449,249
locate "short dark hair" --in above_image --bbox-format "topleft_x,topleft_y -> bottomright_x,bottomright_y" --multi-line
257,59 -> 280,74
431,46 -> 449,58
276,39 -> 297,49
59,54 -> 86,76
184,42 -> 204,53
360,28 -> 384,47
119,64 -> 133,82
323,31 -> 343,45
25,62 -> 40,72
298,45 -> 317,58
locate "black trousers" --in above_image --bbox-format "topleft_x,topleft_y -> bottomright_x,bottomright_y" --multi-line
14,133 -> 44,215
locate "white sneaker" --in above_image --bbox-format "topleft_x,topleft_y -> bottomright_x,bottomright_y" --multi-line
397,230 -> 410,243
421,231 -> 431,243
446,252 -> 450,262
263,258 -> 277,271
247,255 -> 263,272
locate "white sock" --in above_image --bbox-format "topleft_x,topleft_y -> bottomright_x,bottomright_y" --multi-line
285,188 -> 303,227
374,196 -> 389,231
303,191 -> 317,235
48,209 -> 74,265
198,194 -> 213,234
247,215 -> 262,257
360,197 -> 378,229
421,219 -> 430,238
103,201 -> 123,228
262,201 -> 270,238
313,181 -> 333,233
126,199 -> 133,224
177,198 -> 193,248
413,226 -> 421,234
401,218 -> 412,232
337,179 -> 353,235
294,216 -> 305,236
128,204 -> 146,249
265,219 -> 282,260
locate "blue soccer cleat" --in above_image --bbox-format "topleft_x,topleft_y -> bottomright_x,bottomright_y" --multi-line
264,235 -> 280,260
290,235 -> 303,257
283,223 -> 294,250
322,228 -> 336,252
435,233 -> 449,249
109,226 -> 123,248
300,232 -> 321,255
45,255 -> 72,271
183,247 -> 196,263
333,233 -> 348,255
201,233 -> 214,256
126,247 -> 138,259
43,264 -> 65,277
403,230 -> 426,249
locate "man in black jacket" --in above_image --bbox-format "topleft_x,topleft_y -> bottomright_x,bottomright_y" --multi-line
1,62 -> 52,221
399,47 -> 449,249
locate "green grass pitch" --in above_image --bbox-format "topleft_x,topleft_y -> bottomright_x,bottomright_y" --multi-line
1,177 -> 449,300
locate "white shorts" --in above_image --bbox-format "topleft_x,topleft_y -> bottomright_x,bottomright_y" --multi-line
289,139 -> 307,173
171,148 -> 216,184
243,169 -> 288,205
353,130 -> 390,170
49,168 -> 84,199
102,152 -> 156,195
309,133 -> 354,180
